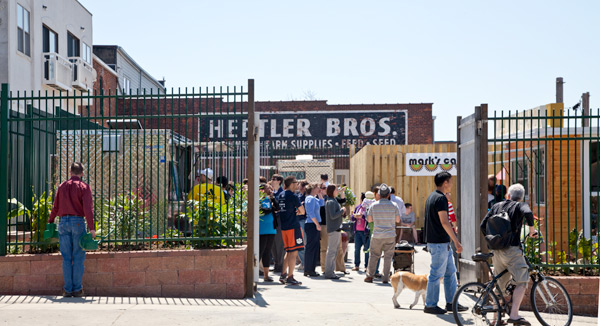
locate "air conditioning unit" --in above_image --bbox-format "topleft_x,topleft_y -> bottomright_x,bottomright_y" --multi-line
70,57 -> 96,92
42,53 -> 73,91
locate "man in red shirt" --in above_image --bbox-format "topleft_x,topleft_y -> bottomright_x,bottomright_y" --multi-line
49,162 -> 95,297
445,192 -> 457,234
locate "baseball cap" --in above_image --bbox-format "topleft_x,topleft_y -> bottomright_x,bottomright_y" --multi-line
379,183 -> 391,197
200,168 -> 214,180
365,191 -> 375,200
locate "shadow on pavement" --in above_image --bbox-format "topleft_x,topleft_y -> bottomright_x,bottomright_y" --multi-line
0,295 -> 260,307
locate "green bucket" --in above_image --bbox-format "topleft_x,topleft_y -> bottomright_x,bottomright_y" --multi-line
79,233 -> 99,251
43,223 -> 59,243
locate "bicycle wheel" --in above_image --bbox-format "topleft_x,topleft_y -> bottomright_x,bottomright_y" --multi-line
531,276 -> 573,326
453,282 -> 502,326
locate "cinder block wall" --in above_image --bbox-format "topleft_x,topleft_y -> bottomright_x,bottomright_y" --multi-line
521,276 -> 599,316
0,247 -> 247,299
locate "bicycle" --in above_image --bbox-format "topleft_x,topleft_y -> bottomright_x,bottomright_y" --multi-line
452,236 -> 573,326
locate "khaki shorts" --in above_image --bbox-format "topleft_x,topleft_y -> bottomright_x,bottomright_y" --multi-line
492,246 -> 529,292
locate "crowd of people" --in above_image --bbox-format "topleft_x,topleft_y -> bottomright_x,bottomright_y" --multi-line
255,171 -> 535,324
257,173 -> 423,285
48,161 -> 537,324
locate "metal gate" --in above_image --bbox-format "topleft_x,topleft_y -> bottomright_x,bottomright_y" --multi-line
457,104 -> 489,284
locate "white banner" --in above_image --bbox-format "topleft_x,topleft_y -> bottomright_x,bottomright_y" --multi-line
406,152 -> 457,176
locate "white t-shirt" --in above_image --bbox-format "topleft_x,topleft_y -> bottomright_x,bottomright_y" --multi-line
390,194 -> 407,216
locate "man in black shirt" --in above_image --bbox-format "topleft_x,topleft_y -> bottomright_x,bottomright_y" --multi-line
481,183 -> 537,325
423,172 -> 464,315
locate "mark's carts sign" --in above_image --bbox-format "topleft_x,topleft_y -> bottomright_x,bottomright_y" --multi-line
200,110 -> 406,150
406,153 -> 457,176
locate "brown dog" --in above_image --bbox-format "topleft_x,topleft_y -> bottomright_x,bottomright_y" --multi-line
391,271 -> 428,309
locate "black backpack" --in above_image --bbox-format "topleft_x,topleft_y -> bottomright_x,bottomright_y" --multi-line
484,203 -> 516,250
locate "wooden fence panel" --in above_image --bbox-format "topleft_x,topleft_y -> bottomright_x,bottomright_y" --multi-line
350,144 -> 457,228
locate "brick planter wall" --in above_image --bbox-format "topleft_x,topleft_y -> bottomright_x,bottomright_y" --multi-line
0,247 -> 247,299
521,276 -> 599,316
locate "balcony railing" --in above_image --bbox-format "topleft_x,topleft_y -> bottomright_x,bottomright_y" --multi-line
42,52 -> 73,91
70,57 -> 96,92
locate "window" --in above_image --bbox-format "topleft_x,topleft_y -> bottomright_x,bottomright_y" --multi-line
533,148 -> 545,205
17,4 -> 30,56
82,43 -> 91,64
43,26 -> 58,53
123,77 -> 131,95
67,32 -> 80,57
511,157 -> 529,199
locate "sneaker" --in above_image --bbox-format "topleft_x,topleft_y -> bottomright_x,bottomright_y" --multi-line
62,290 -> 72,298
279,273 -> 288,284
446,303 -> 468,312
286,277 -> 302,286
352,266 -> 360,271
71,289 -> 85,298
424,306 -> 447,314
364,276 -> 374,283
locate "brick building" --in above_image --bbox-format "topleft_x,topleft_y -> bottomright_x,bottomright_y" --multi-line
114,97 -> 433,183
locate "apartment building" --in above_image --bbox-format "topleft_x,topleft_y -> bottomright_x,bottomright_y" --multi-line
0,0 -> 95,113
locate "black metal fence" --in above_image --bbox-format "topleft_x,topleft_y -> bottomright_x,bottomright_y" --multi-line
489,106 -> 599,272
0,84 -> 250,255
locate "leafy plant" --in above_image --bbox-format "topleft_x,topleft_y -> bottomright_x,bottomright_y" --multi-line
7,191 -> 57,253
98,192 -> 152,243
180,183 -> 247,248
339,187 -> 356,206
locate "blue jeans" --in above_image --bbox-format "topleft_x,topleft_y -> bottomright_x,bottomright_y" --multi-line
354,230 -> 368,268
58,216 -> 87,293
425,242 -> 458,308
298,219 -> 306,265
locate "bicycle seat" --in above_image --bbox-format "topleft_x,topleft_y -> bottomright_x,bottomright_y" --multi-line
472,252 -> 494,262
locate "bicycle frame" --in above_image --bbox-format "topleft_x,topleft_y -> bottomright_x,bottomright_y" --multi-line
475,247 -> 551,316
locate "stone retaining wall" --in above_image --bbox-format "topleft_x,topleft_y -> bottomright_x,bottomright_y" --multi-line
0,247 -> 247,299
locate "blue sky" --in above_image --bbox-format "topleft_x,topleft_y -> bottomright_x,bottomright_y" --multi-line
80,0 -> 599,141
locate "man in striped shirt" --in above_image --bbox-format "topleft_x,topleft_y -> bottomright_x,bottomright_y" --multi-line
364,184 -> 401,284
445,192 -> 457,234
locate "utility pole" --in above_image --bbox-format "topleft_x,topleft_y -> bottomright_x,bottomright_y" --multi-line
582,92 -> 590,128
556,77 -> 564,103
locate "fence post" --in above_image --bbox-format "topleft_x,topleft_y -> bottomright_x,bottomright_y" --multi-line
0,84 -> 9,256
476,104 -> 489,283
456,116 -> 462,244
246,79 -> 259,297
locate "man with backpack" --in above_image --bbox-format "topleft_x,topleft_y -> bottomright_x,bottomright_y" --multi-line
480,183 -> 537,326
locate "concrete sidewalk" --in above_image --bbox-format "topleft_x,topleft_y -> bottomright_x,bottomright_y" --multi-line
0,244 -> 597,326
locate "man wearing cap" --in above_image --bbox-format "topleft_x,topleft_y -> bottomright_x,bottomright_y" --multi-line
49,162 -> 95,297
364,184 -> 400,284
188,168 -> 225,204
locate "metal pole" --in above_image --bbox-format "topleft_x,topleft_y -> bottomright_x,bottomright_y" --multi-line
556,77 -> 564,104
477,104 -> 489,283
582,92 -> 590,128
0,84 -> 9,256
246,79 -> 259,297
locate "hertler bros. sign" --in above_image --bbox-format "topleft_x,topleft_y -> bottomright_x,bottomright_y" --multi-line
201,110 -> 406,150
